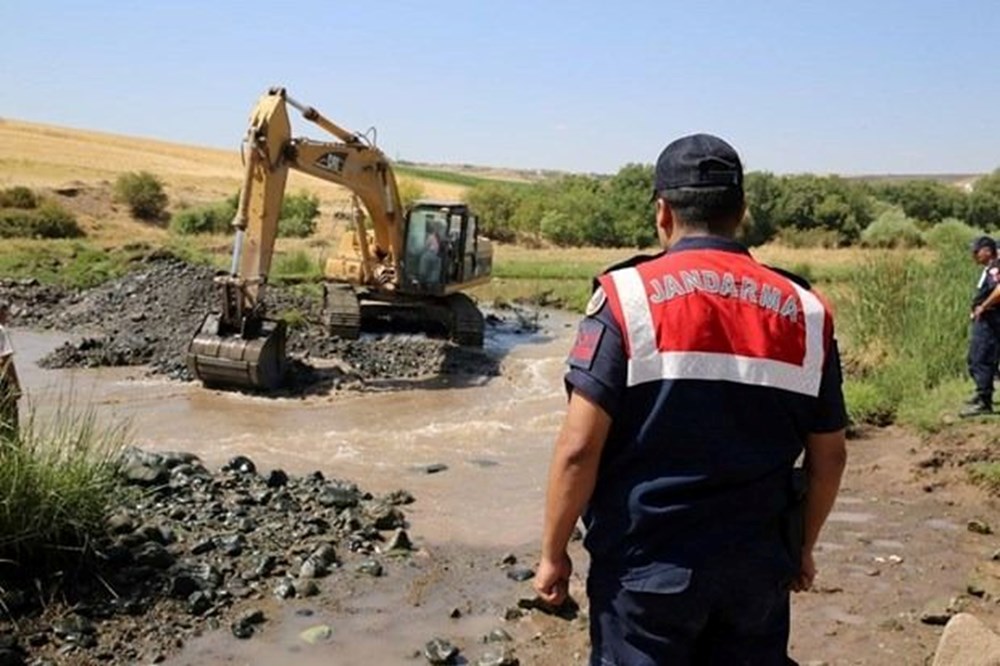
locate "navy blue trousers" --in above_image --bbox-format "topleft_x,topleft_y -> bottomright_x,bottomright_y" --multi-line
968,319 -> 1000,407
588,566 -> 796,666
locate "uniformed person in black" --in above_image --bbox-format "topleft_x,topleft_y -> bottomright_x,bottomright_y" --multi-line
962,236 -> 1000,417
535,134 -> 848,665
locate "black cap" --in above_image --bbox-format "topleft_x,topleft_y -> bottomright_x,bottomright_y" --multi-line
652,134 -> 743,200
970,235 -> 997,253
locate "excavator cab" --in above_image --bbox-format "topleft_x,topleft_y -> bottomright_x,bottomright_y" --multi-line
401,201 -> 491,293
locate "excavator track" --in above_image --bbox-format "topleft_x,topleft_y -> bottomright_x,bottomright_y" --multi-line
445,293 -> 485,347
323,282 -> 362,340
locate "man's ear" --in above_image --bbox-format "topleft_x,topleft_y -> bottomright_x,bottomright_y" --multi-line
656,199 -> 673,238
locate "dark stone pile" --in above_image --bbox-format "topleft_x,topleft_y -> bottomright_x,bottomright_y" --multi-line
0,447 -> 418,665
0,252 -> 537,387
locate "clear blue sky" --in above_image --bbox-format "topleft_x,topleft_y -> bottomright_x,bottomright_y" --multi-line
2,1 -> 998,176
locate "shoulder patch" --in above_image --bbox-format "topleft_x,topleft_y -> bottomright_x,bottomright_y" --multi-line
585,286 -> 607,316
568,318 -> 605,371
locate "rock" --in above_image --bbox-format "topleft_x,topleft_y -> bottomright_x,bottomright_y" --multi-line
190,538 -> 216,555
499,553 -> 517,566
368,502 -> 406,531
132,542 -> 175,569
450,608 -> 462,619
52,614 -> 97,648
299,580 -> 320,597
387,528 -> 413,552
921,597 -> 958,626
318,483 -> 361,509
238,609 -> 266,626
274,580 -> 296,600
475,646 -> 519,666
932,613 -> 1000,666
423,638 -> 459,664
223,455 -> 257,475
216,534 -> 246,557
357,560 -> 383,577
506,567 -> 534,582
265,469 -> 289,488
968,519 -> 993,535
107,510 -> 137,535
384,489 -> 415,505
186,591 -> 212,616
424,463 -> 449,475
484,629 -> 512,644
119,448 -> 168,486
299,625 -> 332,645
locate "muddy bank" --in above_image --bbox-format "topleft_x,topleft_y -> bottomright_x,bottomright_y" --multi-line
0,253 -> 538,388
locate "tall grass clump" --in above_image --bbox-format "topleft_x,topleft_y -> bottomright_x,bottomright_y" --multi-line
842,244 -> 973,427
0,403 -> 129,566
922,218 -> 980,252
114,171 -> 169,222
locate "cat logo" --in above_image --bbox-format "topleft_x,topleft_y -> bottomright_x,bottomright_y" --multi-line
316,152 -> 347,173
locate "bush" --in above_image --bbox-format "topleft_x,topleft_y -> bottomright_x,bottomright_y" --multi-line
0,186 -> 39,209
860,208 -> 924,248
0,202 -> 84,239
922,217 -> 980,252
0,403 -> 127,564
114,171 -> 168,221
278,191 -> 320,238
170,201 -> 236,235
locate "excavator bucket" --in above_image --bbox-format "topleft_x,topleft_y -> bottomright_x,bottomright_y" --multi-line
186,313 -> 288,390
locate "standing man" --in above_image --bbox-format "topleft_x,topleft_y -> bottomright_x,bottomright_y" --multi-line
535,134 -> 848,665
962,236 -> 1000,417
0,301 -> 21,440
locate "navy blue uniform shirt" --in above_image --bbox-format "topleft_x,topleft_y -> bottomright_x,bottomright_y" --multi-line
565,237 -> 848,591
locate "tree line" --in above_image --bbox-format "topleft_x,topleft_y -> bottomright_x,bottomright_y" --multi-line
465,166 -> 1000,248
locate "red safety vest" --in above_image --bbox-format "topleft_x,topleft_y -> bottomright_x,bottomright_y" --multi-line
597,248 -> 832,397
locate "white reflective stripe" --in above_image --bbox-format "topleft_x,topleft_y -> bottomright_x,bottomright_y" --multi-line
617,272 -> 828,397
610,267 -> 658,361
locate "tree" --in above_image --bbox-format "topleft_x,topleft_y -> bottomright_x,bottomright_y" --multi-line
606,164 -> 656,247
465,182 -> 522,242
871,179 -> 966,225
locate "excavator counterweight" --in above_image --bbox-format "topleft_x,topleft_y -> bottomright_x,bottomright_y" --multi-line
186,88 -> 493,391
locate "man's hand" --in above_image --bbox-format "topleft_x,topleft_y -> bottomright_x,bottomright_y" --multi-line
791,549 -> 816,592
534,551 -> 573,607
972,305 -> 984,321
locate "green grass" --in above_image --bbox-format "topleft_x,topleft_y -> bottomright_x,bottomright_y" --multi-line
969,461 -> 1000,495
271,249 -> 323,283
0,241 -> 139,288
0,403 -> 129,566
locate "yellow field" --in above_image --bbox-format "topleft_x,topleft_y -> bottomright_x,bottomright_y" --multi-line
0,118 -> 466,244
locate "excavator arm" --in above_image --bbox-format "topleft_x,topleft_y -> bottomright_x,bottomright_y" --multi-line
187,87 -> 406,389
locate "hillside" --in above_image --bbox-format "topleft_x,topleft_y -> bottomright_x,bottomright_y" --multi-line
0,118 -> 482,210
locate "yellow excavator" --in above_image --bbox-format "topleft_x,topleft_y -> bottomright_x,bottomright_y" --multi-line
186,87 -> 493,390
